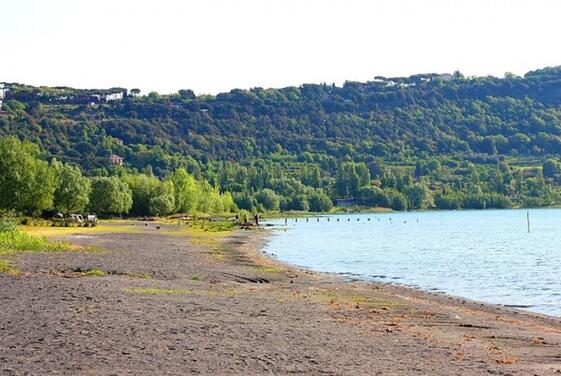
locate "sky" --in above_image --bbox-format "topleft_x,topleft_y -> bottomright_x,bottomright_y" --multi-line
1,0 -> 560,95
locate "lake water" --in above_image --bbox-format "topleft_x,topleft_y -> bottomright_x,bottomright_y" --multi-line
263,209 -> 561,317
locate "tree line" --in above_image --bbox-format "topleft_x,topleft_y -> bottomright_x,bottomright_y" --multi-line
2,135 -> 561,218
210,157 -> 561,212
0,137 -> 237,217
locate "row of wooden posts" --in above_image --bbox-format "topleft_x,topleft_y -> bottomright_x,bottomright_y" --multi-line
282,217 -> 418,225
281,211 -> 533,233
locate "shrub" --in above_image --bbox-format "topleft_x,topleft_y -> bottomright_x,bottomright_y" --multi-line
0,230 -> 70,254
307,190 -> 333,212
0,216 -> 18,233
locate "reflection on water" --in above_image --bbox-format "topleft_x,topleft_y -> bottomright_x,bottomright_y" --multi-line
263,209 -> 561,316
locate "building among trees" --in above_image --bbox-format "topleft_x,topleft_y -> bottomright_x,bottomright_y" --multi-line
0,84 -> 6,108
108,154 -> 124,166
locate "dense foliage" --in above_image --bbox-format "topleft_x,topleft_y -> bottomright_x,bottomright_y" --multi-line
0,137 -> 236,217
4,66 -> 561,211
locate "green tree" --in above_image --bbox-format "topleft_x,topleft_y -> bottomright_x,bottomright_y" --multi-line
256,189 -> 280,211
307,190 -> 333,212
89,177 -> 132,216
149,180 -> 175,216
355,162 -> 371,188
358,186 -> 391,208
170,168 -> 200,214
334,162 -> 360,197
301,165 -> 321,188
368,158 -> 384,179
543,159 -> 560,178
233,192 -> 256,212
123,173 -> 161,216
425,159 -> 441,174
281,195 -> 309,211
0,137 -> 56,214
434,191 -> 463,210
208,185 -> 225,213
52,161 -> 91,213
222,192 -> 237,213
386,189 -> 408,211
404,183 -> 434,210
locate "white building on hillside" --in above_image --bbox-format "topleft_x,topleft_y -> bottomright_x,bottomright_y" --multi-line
92,91 -> 124,103
105,92 -> 124,101
0,84 -> 5,108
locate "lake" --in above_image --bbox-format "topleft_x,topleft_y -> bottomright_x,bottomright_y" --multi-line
263,209 -> 561,317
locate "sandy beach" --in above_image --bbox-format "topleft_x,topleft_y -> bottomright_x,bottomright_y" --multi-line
1,222 -> 561,375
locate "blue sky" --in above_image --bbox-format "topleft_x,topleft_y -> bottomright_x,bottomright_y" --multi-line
1,0 -> 560,94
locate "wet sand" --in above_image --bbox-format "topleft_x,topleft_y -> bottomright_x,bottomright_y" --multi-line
1,222 -> 561,375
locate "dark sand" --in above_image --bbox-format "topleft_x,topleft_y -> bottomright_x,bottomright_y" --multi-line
1,222 -> 561,375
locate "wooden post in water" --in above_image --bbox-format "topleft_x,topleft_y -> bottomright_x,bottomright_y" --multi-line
527,211 -> 530,233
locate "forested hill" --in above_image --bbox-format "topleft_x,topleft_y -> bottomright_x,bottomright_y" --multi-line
4,66 -> 561,213
3,66 -> 561,173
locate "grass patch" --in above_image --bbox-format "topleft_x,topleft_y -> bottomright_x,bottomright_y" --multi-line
125,286 -> 244,298
0,230 -> 70,255
311,289 -> 405,310
124,287 -> 193,295
163,221 -> 235,237
80,268 -> 106,277
253,265 -> 282,274
190,220 -> 235,232
0,260 -> 18,275
22,222 -> 144,237
191,275 -> 201,281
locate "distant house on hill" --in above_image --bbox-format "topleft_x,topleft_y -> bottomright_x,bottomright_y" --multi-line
105,92 -> 124,101
92,91 -> 125,103
108,154 -> 124,166
0,84 -> 5,107
0,85 -> 7,115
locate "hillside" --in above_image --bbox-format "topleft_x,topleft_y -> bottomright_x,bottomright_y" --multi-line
3,66 -> 561,211
3,67 -> 561,169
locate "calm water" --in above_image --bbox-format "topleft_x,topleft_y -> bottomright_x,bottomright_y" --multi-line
263,209 -> 561,316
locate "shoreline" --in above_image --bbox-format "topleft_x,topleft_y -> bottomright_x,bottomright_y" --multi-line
244,228 -> 561,373
260,210 -> 561,321
255,227 -> 561,325
2,222 -> 561,374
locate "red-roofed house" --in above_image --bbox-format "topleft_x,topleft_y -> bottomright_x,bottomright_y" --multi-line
108,154 -> 124,166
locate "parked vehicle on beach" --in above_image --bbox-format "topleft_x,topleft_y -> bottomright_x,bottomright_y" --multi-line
68,214 -> 84,224
86,214 -> 98,224
51,213 -> 97,226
